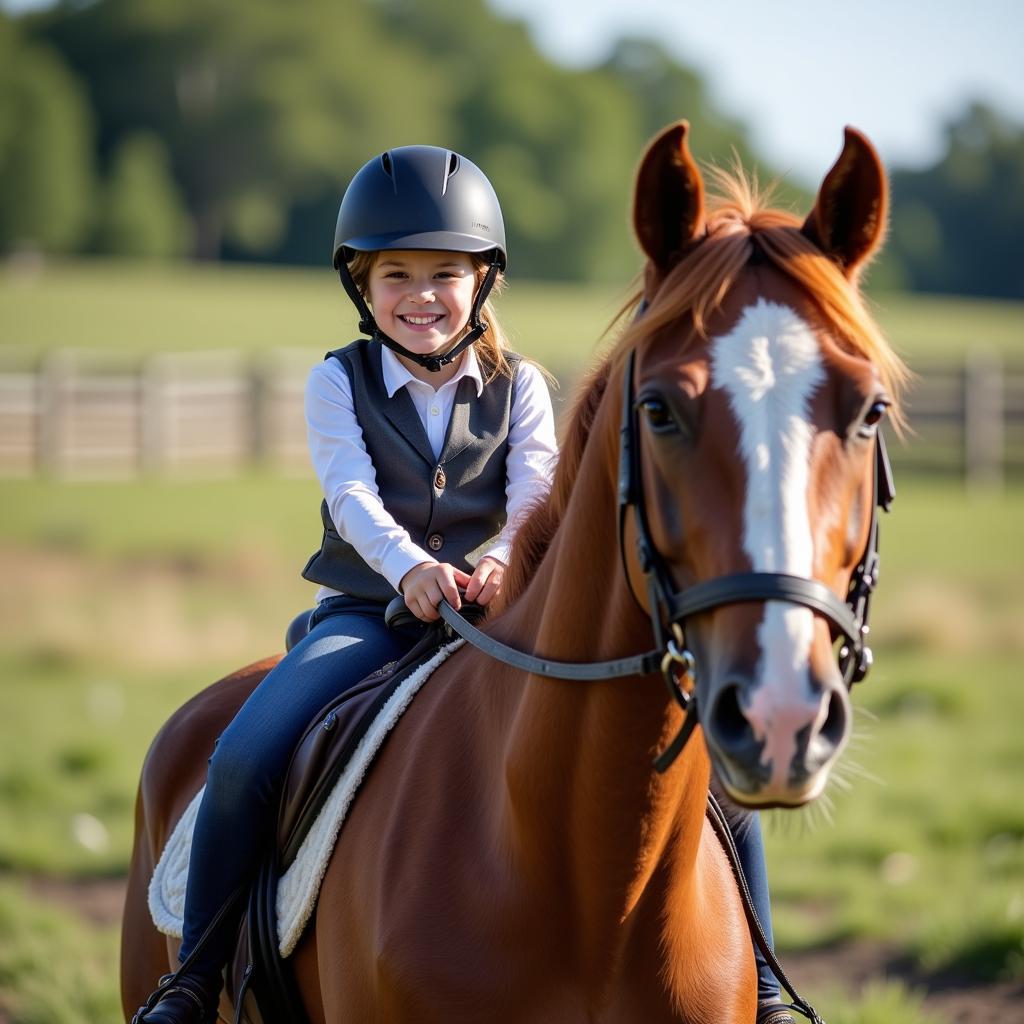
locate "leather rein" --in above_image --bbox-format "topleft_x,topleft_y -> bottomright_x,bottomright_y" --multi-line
438,330 -> 894,774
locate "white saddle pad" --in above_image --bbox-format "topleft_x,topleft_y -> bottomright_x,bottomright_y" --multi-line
148,640 -> 463,957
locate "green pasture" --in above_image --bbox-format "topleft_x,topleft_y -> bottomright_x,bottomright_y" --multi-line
2,262 -> 1022,1020
1,473 -> 1022,1022
2,258 -> 1023,371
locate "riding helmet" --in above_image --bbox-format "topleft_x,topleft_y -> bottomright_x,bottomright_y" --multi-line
332,146 -> 506,372
333,145 -> 507,270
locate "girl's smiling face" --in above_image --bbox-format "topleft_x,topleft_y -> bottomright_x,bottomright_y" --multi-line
367,250 -> 477,359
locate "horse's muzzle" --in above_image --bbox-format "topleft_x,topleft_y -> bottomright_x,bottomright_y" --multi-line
702,671 -> 851,808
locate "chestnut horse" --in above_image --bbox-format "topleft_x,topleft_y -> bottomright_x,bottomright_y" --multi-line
122,122 -> 906,1023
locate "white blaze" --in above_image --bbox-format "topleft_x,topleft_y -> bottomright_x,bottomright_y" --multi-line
710,299 -> 825,777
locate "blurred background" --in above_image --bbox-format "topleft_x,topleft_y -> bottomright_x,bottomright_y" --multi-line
0,1 -> 1021,1021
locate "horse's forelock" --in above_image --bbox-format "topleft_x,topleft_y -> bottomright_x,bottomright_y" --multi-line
613,166 -> 909,427
498,166 -> 909,608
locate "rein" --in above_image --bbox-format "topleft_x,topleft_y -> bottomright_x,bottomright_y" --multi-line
440,339 -> 894,774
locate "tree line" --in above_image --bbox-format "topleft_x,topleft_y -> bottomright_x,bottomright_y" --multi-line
2,0 -> 1021,297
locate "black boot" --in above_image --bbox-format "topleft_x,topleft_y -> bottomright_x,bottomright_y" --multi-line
131,970 -> 221,1024
757,1003 -> 798,1024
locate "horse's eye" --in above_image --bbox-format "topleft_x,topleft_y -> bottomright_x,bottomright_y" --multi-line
858,400 -> 889,438
638,397 -> 676,433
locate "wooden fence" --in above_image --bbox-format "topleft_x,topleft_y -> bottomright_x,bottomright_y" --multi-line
1,347 -> 1021,486
0,348 -> 314,479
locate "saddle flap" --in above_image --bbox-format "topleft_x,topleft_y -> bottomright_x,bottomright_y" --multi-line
276,625 -> 446,868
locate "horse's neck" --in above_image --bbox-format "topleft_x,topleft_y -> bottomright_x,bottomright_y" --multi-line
492,432 -> 711,980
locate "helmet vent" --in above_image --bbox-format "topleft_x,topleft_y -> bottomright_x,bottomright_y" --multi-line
441,151 -> 460,195
380,152 -> 394,177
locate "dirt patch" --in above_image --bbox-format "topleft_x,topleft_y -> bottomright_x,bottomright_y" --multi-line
27,873 -> 126,928
0,543 -> 293,670
26,876 -> 1024,1022
780,940 -> 1023,1024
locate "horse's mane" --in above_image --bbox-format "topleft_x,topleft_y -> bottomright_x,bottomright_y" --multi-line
499,359 -> 611,606
499,166 -> 909,606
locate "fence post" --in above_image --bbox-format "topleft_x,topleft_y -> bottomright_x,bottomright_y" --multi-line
36,349 -> 74,476
249,358 -> 268,466
963,346 -> 1004,492
139,354 -> 171,474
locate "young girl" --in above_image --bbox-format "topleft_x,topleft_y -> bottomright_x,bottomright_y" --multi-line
133,145 -> 558,1023
134,145 -> 790,1024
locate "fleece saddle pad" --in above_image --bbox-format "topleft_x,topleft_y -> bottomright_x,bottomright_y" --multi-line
148,640 -> 463,958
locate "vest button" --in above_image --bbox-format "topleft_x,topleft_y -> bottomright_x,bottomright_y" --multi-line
427,533 -> 444,552
434,467 -> 446,490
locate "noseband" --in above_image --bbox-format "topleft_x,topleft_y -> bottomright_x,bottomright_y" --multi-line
437,323 -> 894,774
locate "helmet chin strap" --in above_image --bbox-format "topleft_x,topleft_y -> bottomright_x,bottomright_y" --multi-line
337,257 -> 501,373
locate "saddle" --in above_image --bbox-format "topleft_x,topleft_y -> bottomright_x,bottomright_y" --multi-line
222,598 -> 481,1024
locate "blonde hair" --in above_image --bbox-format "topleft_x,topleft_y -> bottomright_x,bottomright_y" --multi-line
346,250 -> 517,383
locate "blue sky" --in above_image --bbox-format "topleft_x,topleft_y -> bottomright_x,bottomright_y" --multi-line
489,0 -> 1024,184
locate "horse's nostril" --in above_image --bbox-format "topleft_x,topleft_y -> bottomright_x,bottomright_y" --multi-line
823,689 -> 847,742
809,687 -> 849,761
708,682 -> 755,754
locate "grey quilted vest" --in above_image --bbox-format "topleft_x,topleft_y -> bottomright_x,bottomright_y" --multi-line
302,339 -> 521,603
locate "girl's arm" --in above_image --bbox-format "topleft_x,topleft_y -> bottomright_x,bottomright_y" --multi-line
305,359 -> 435,593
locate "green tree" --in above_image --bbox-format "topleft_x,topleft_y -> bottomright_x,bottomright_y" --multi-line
95,131 -> 191,258
888,102 -> 1024,298
32,0 -> 451,260
0,14 -> 95,254
24,0 -> 779,280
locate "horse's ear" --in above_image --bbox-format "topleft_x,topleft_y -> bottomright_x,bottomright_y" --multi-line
634,121 -> 706,275
803,127 -> 888,277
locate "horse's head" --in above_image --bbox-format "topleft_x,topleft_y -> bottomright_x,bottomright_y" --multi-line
622,122 -> 905,808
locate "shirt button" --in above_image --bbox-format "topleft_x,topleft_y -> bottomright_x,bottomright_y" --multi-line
434,467 -> 446,490
430,406 -> 439,416
427,533 -> 444,552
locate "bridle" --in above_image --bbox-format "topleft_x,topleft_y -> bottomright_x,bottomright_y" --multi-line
616,341 -> 894,770
438,308 -> 894,773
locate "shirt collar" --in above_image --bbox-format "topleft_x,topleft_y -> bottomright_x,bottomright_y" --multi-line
381,344 -> 484,399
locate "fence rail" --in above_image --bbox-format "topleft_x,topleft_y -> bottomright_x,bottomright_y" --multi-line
1,348 -> 1022,485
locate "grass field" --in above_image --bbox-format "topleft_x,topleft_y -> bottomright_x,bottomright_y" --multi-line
1,473 -> 1022,1022
2,261 -> 1022,1020
2,258 -> 1023,370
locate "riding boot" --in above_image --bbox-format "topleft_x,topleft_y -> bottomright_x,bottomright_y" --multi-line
131,970 -> 221,1024
756,1002 -> 798,1024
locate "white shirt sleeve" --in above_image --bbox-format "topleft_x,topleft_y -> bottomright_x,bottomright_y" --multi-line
305,360 -> 433,592
482,360 -> 559,565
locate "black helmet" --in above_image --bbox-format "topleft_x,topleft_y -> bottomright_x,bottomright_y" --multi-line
333,146 -> 506,373
333,145 -> 507,270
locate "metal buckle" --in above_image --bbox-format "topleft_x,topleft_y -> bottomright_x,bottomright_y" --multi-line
661,623 -> 696,710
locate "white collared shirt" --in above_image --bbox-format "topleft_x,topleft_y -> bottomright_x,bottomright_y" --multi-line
305,345 -> 558,601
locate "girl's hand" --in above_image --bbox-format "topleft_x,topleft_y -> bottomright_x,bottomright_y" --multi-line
400,561 -> 472,622
465,556 -> 506,606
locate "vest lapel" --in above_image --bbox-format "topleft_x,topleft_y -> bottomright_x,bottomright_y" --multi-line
380,388 -> 436,467
367,344 -> 436,467
439,377 -> 476,464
